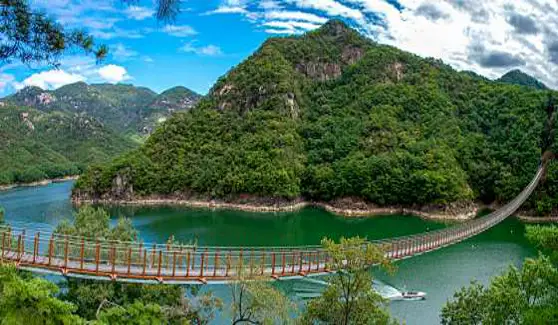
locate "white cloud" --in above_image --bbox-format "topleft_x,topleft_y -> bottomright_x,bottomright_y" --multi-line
0,73 -> 15,93
91,27 -> 145,40
125,5 -> 155,20
264,11 -> 328,24
163,24 -> 197,37
180,43 -> 224,56
98,65 -> 131,83
260,0 -> 283,10
263,20 -> 322,31
286,0 -> 365,23
206,0 -> 249,14
202,0 -> 558,89
17,70 -> 85,90
111,43 -> 138,61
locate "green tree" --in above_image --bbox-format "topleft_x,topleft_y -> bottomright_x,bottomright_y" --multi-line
55,207 -> 221,324
230,278 -> 294,324
55,205 -> 137,242
0,264 -> 83,324
95,301 -> 165,325
441,255 -> 558,325
0,205 -> 4,224
300,237 -> 395,325
441,225 -> 558,325
526,225 -> 558,263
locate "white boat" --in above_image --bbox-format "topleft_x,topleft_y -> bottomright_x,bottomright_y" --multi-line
400,291 -> 427,300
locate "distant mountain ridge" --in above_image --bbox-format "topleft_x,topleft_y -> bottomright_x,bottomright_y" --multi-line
498,69 -> 548,90
3,82 -> 202,137
0,103 -> 136,185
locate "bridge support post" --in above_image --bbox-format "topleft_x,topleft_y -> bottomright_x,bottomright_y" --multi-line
281,251 -> 286,275
95,241 -> 100,274
80,238 -> 85,271
213,250 -> 219,278
186,251 -> 191,277
127,247 -> 132,275
291,251 -> 296,274
1,232 -> 5,262
142,249 -> 147,276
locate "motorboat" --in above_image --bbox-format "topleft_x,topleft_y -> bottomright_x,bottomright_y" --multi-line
400,291 -> 427,300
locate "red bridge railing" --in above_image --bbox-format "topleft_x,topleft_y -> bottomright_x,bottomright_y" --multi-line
0,166 -> 544,284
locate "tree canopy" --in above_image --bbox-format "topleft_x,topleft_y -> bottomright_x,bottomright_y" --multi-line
1,0 -> 183,66
441,225 -> 558,324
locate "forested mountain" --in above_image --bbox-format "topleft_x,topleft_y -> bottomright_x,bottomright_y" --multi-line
74,20 -> 558,215
0,104 -> 136,185
498,69 -> 549,90
4,83 -> 201,137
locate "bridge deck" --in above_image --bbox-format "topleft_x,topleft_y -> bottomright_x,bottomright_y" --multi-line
0,166 -> 544,284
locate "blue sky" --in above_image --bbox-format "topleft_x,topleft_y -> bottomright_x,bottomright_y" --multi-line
1,0 -> 558,96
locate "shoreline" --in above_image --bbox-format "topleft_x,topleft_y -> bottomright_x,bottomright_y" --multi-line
516,215 -> 558,223
72,197 -> 478,222
0,176 -> 79,192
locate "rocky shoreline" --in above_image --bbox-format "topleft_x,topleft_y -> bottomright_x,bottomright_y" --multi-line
72,195 -> 479,222
0,176 -> 79,191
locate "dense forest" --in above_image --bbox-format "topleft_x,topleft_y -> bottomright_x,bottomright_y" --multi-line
0,84 -> 201,186
0,105 -> 137,185
74,20 -> 558,214
4,82 -> 201,138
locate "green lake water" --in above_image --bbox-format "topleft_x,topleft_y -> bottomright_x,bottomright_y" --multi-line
0,181 -> 537,324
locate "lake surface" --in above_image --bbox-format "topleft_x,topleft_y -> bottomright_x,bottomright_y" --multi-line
0,181 -> 536,324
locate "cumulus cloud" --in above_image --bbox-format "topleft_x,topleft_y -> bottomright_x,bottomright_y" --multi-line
203,0 -> 558,88
507,13 -> 539,35
98,65 -> 131,83
125,5 -> 155,20
415,3 -> 449,21
17,70 -> 86,90
163,24 -> 197,37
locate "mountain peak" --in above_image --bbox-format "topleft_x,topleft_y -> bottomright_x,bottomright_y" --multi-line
315,19 -> 355,38
498,69 -> 548,90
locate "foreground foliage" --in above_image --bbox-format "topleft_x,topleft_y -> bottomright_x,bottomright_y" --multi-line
0,264 -> 82,325
301,237 -> 395,325
441,225 -> 558,324
230,279 -> 294,324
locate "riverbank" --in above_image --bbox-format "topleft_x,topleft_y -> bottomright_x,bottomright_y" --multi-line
0,176 -> 79,192
516,215 -> 558,223
72,195 -> 479,222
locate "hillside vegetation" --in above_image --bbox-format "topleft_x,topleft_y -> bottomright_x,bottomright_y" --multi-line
498,69 -> 548,90
74,20 -> 558,213
0,105 -> 136,185
4,83 -> 201,137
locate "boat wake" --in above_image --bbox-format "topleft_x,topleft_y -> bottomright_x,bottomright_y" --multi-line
292,277 -> 426,301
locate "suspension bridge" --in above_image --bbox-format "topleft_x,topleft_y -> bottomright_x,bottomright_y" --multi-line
0,165 -> 545,284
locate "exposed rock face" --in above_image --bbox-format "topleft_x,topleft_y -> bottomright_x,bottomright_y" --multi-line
296,62 -> 342,81
389,62 -> 405,82
37,92 -> 56,105
284,92 -> 299,118
111,170 -> 133,200
342,47 -> 365,65
19,112 -> 34,130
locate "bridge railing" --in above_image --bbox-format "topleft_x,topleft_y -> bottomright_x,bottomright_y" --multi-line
0,166 -> 543,282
